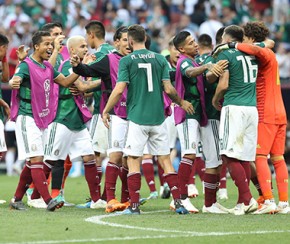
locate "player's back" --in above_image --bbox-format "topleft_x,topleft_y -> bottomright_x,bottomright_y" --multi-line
119,49 -> 169,125
216,49 -> 258,107
255,48 -> 287,124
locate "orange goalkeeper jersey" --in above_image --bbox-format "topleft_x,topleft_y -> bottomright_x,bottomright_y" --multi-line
237,43 -> 287,125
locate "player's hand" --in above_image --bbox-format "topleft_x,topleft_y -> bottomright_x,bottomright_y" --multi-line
212,97 -> 222,111
9,76 -> 22,89
16,45 -> 30,62
212,42 -> 236,58
207,60 -> 228,77
70,54 -> 81,67
180,100 -> 194,115
69,84 -> 80,96
102,112 -> 111,129
54,35 -> 65,52
83,53 -> 96,64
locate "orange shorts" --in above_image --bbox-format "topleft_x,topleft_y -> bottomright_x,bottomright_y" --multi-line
256,123 -> 286,155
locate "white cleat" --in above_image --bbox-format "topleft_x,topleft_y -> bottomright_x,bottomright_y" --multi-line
202,202 -> 229,214
252,200 -> 277,215
277,201 -> 290,214
27,198 -> 47,209
181,198 -> 199,213
231,203 -> 245,215
188,184 -> 199,198
0,200 -> 6,204
169,199 -> 175,211
217,188 -> 228,201
90,199 -> 107,209
244,198 -> 258,214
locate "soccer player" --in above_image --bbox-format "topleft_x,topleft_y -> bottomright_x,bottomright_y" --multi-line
232,22 -> 289,214
42,35 -> 106,209
9,31 -> 80,211
212,25 -> 259,215
196,32 -> 229,213
102,24 -> 194,215
71,26 -> 131,212
172,31 -> 226,213
84,20 -> 116,202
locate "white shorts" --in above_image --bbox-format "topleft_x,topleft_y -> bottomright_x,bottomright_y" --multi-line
44,122 -> 94,161
89,114 -> 108,154
107,115 -> 128,155
15,115 -> 47,160
200,119 -> 222,168
219,105 -> 258,161
124,120 -> 170,157
176,118 -> 201,157
165,106 -> 178,149
0,120 -> 7,152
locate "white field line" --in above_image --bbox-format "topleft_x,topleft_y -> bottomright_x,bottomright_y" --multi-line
2,210 -> 290,244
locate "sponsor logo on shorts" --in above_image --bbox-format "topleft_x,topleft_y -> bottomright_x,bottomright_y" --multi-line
31,144 -> 37,151
54,149 -> 59,156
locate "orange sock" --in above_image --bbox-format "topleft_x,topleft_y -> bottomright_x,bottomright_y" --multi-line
51,189 -> 60,198
62,156 -> 72,189
272,157 -> 288,202
29,182 -> 35,189
256,156 -> 273,200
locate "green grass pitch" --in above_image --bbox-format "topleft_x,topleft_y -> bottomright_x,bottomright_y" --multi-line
0,175 -> 290,244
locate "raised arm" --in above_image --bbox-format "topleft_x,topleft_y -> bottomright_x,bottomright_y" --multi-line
74,77 -> 101,92
49,35 -> 65,66
236,43 -> 270,63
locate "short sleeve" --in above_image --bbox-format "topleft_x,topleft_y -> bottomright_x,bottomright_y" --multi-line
180,59 -> 193,78
14,62 -> 29,79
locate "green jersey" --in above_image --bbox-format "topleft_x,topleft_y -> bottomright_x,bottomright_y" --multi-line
92,43 -> 115,115
118,49 -> 169,125
195,53 -> 210,65
54,60 -> 86,131
179,57 -> 201,122
216,49 -> 258,107
54,53 -> 64,71
201,55 -> 220,120
14,57 -> 60,117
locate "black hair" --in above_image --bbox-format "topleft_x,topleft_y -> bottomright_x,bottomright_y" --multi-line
41,22 -> 63,32
32,31 -> 51,49
85,20 -> 105,39
215,26 -> 226,45
113,26 -> 128,41
0,33 -> 9,46
128,24 -> 146,43
198,34 -> 212,47
173,31 -> 191,51
224,25 -> 244,42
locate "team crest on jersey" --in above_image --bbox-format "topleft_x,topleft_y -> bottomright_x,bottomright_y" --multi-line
113,140 -> 119,148
31,144 -> 37,151
191,142 -> 196,149
54,150 -> 59,156
181,61 -> 189,69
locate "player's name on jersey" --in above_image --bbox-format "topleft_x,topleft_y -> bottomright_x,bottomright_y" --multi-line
131,53 -> 155,60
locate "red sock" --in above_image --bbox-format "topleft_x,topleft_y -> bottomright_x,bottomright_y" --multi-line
119,167 -> 129,203
195,157 -> 205,181
164,172 -> 180,200
219,163 -> 227,189
157,158 -> 164,186
84,159 -> 100,202
226,158 -> 252,205
62,156 -> 72,189
14,162 -> 32,201
142,159 -> 156,192
178,157 -> 193,199
188,163 -> 196,185
273,159 -> 289,202
204,173 -> 218,207
105,162 -> 119,202
31,162 -> 52,200
127,172 -> 141,208
241,161 -> 251,186
30,162 -> 52,204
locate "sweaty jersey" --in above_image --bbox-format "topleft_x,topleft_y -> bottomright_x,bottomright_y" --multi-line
14,57 -> 60,117
55,60 -> 86,131
118,49 -> 169,125
236,43 -> 287,125
216,49 -> 258,107
200,55 -> 220,120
